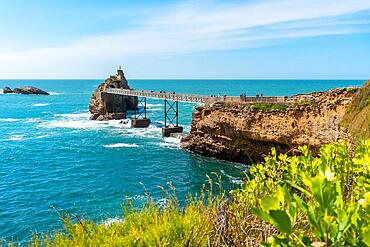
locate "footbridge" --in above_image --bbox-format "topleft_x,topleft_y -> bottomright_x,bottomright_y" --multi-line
103,88 -> 289,137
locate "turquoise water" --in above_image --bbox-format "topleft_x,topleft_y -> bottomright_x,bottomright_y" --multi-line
0,79 -> 365,242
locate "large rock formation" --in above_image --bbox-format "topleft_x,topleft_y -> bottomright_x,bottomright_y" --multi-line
3,86 -> 49,95
181,88 -> 359,163
89,68 -> 138,121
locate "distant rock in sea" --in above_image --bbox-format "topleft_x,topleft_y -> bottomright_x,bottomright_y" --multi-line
3,86 -> 49,95
3,87 -> 13,94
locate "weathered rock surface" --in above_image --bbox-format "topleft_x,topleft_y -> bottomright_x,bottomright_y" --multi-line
89,68 -> 138,121
181,88 -> 359,163
3,86 -> 49,95
3,87 -> 13,93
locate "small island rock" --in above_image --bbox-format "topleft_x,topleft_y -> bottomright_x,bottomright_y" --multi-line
89,68 -> 138,121
3,87 -> 13,94
12,86 -> 49,95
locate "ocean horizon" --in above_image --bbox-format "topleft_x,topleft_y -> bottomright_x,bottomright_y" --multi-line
0,79 -> 366,242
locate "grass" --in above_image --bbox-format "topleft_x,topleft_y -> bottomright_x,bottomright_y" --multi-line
295,99 -> 319,108
250,103 -> 289,112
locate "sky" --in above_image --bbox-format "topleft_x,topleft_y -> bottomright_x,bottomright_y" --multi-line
0,0 -> 370,79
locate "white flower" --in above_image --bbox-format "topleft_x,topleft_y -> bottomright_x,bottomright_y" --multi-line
358,198 -> 365,205
324,169 -> 335,181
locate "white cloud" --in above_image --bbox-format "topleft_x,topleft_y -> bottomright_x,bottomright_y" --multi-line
1,0 -> 370,78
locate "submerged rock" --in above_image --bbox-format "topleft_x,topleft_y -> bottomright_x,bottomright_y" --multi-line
3,87 -> 13,94
12,86 -> 49,95
89,68 -> 138,121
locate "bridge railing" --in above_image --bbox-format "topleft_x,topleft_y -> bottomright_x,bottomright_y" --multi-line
204,96 -> 289,105
104,88 -> 207,103
104,88 -> 290,105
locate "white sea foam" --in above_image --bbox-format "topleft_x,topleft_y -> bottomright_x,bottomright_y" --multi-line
3,135 -> 24,141
35,134 -> 50,139
121,124 -> 162,139
39,112 -> 95,129
157,198 -> 169,208
220,170 -> 244,185
102,217 -> 124,227
48,92 -> 62,95
158,136 -> 181,149
25,118 -> 41,123
154,121 -> 165,127
32,103 -> 49,107
39,120 -> 103,129
104,143 -> 139,148
146,103 -> 162,107
54,112 -> 90,118
147,108 -> 162,112
0,118 -> 20,122
164,136 -> 181,144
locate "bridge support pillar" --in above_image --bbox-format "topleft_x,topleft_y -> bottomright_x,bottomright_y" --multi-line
131,118 -> 151,128
162,126 -> 183,137
132,97 -> 151,128
162,99 -> 183,137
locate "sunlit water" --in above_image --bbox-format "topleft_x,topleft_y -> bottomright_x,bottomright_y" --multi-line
0,79 -> 364,242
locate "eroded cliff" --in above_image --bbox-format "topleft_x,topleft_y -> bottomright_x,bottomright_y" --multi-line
181,88 -> 359,163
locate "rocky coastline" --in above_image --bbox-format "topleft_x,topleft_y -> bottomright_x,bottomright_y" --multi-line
89,68 -> 138,121
181,87 -> 361,163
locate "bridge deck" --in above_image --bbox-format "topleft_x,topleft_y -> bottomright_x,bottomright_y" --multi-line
104,88 -> 289,105
104,88 -> 207,103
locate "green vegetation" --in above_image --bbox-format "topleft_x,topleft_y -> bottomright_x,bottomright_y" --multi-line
295,99 -> 319,108
4,140 -> 370,246
250,103 -> 289,112
342,80 -> 370,139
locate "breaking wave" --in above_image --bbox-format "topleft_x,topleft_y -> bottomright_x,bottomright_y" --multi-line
104,143 -> 139,148
2,135 -> 24,141
33,103 -> 49,107
0,118 -> 20,122
48,92 -> 63,95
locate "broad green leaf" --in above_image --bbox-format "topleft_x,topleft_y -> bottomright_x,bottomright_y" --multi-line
293,194 -> 308,211
261,196 -> 280,211
269,210 -> 292,234
361,226 -> 370,246
251,208 -> 272,223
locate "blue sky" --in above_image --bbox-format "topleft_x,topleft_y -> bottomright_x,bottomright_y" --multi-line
0,0 -> 370,79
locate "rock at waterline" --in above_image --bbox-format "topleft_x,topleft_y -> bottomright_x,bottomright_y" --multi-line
3,87 -> 13,93
3,86 -> 50,95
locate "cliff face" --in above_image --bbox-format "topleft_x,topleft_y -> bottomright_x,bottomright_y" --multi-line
181,88 -> 358,163
89,69 -> 138,121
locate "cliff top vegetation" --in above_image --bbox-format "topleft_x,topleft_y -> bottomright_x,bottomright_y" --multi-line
342,80 -> 370,139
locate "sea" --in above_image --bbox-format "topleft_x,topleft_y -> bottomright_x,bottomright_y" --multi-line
0,79 -> 365,242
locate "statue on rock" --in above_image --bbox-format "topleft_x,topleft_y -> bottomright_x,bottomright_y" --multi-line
89,67 -> 138,121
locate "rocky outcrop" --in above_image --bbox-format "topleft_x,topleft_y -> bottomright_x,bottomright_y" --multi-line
3,86 -> 49,95
89,68 -> 138,121
3,87 -> 13,93
181,88 -> 359,163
